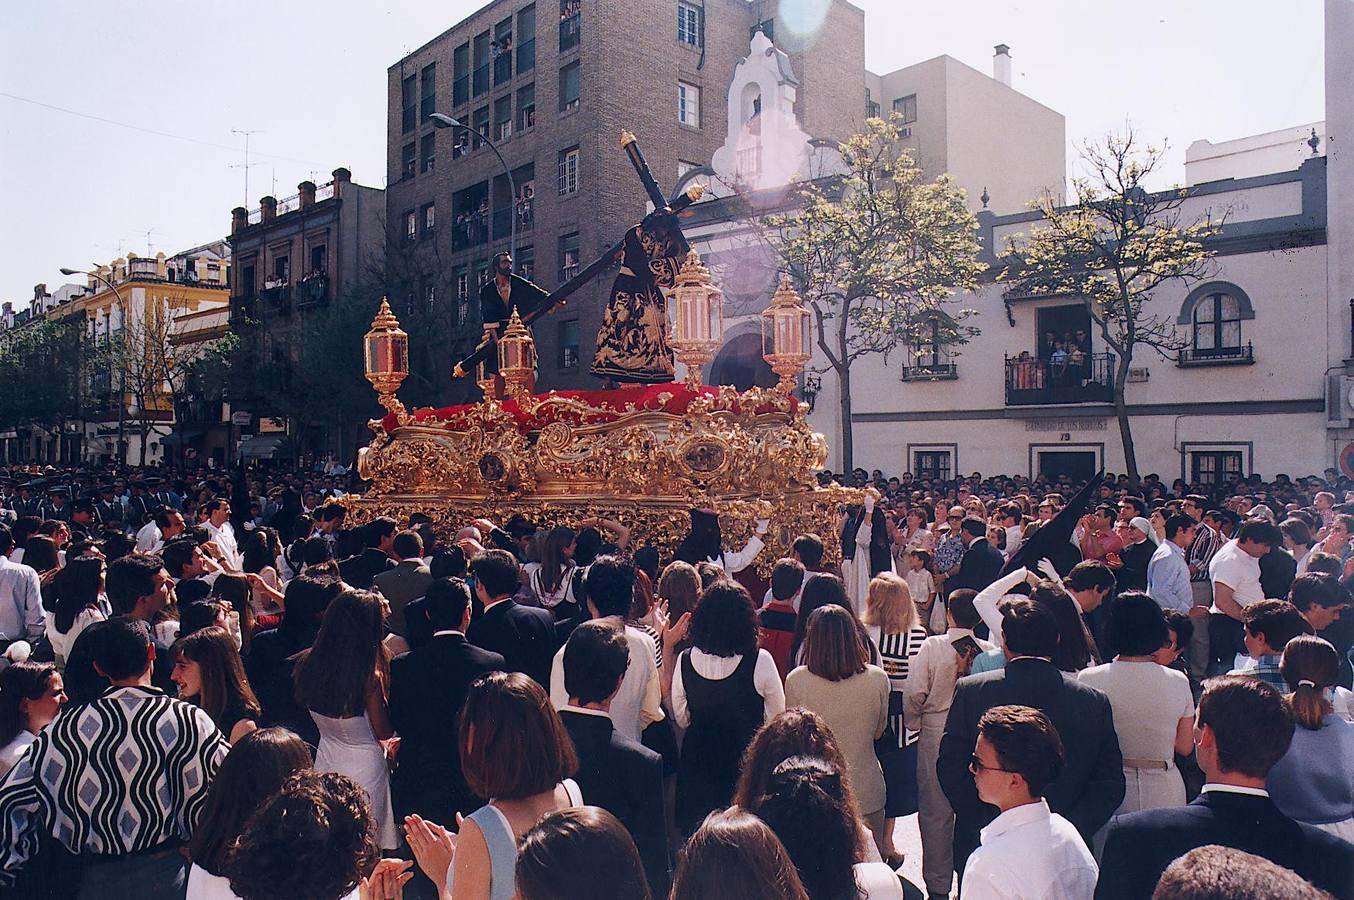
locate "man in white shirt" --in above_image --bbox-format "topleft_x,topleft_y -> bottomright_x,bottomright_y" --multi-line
1148,514 -> 1197,614
134,509 -> 185,555
201,499 -> 241,571
547,556 -> 663,742
1207,519 -> 1280,676
961,704 -> 1098,900
0,526 -> 44,645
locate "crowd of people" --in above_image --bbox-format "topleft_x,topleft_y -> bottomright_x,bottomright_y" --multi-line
0,459 -> 1349,898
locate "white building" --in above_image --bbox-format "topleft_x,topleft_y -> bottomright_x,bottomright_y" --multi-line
682,3 -> 1352,487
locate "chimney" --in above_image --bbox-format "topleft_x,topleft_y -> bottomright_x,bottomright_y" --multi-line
33,284 -> 47,302
331,167 -> 351,199
231,206 -> 249,234
993,44 -> 1012,87
260,196 -> 278,223
298,180 -> 317,209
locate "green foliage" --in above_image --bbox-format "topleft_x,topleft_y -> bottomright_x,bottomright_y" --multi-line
0,319 -> 86,429
762,114 -> 984,466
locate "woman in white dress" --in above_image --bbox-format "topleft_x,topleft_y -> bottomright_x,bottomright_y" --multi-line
186,728 -> 313,899
1078,592 -> 1194,819
294,588 -> 399,850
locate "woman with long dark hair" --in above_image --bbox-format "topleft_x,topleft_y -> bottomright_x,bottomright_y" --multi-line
748,756 -> 903,900
672,581 -> 785,835
240,527 -> 285,616
515,807 -> 650,900
172,626 -> 261,743
45,554 -> 107,667
186,727 -> 312,897
294,588 -> 397,849
670,808 -> 809,900
523,526 -> 581,621
0,661 -> 64,777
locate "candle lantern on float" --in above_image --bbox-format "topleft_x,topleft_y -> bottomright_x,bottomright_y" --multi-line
670,249 -> 724,389
363,297 -> 409,418
761,274 -> 811,393
497,309 -> 537,400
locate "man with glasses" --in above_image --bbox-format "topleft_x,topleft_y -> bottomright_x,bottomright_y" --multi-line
962,705 -> 1098,899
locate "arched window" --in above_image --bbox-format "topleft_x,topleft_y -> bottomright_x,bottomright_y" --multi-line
1178,281 -> 1255,364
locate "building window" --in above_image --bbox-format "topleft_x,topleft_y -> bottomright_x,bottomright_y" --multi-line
401,75 -> 417,133
405,211 -> 417,242
558,147 -> 579,196
453,43 -> 471,106
560,0 -> 580,52
902,318 -> 956,379
420,133 -> 435,173
1192,291 -> 1244,356
1191,450 -> 1244,486
913,450 -> 952,482
472,106 -> 489,149
559,232 -> 580,282
517,5 -> 536,73
423,280 -> 437,311
455,267 -> 470,325
559,319 -> 580,368
309,245 -> 326,275
473,31 -> 491,96
517,83 -> 536,132
494,95 -> 513,141
678,81 -> 700,127
421,203 -> 436,236
517,245 -> 535,281
493,18 -> 514,86
893,94 -> 917,124
678,2 -> 701,46
401,142 -> 416,180
865,88 -> 880,118
420,63 -> 436,120
559,61 -> 580,113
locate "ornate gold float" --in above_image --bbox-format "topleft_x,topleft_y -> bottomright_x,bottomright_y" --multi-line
348,252 -> 855,574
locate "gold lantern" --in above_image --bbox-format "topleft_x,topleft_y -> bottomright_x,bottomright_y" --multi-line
761,275 -> 811,393
363,298 -> 409,419
670,249 -> 724,389
497,309 -> 537,400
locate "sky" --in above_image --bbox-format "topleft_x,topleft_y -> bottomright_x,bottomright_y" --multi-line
0,0 -> 1325,309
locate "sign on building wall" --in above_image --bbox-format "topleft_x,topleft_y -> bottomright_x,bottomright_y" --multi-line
1023,419 -> 1107,432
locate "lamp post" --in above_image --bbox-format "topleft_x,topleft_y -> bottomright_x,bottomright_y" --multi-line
61,266 -> 127,464
429,113 -> 516,264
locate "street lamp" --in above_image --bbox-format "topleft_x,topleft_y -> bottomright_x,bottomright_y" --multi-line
61,266 -> 128,464
429,113 -> 517,264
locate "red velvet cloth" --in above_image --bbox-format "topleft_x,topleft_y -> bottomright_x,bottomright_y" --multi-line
381,383 -> 797,433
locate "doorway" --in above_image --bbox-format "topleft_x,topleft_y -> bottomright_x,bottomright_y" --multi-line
1035,450 -> 1098,483
1036,304 -> 1092,360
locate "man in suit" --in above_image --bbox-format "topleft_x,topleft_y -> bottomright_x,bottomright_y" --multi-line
466,549 -> 556,687
372,530 -> 433,637
338,516 -> 398,589
388,577 -> 505,824
558,620 -> 668,895
1095,676 -> 1354,900
938,597 -> 1125,879
953,516 -> 1005,593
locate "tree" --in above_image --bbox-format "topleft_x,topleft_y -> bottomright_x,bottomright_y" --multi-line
762,115 -> 983,469
1001,129 -> 1219,483
0,320 -> 84,432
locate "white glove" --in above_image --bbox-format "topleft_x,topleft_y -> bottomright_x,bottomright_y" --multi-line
1035,557 -> 1063,587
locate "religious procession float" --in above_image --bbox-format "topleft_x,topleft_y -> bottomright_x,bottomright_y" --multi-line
344,133 -> 858,574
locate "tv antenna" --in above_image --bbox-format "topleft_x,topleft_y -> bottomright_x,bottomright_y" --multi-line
230,128 -> 263,208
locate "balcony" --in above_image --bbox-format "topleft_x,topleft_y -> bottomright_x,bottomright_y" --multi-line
493,53 -> 513,86
230,295 -> 257,322
260,283 -> 292,316
1005,351 -> 1116,406
1177,343 -> 1254,367
559,14 -> 580,51
296,274 -> 329,308
453,213 -> 489,251
900,362 -> 958,382
491,202 -> 535,240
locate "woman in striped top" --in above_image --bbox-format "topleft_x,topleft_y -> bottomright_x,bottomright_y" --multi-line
861,572 -> 929,868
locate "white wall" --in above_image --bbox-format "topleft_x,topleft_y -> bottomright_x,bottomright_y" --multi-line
1186,123 -> 1323,185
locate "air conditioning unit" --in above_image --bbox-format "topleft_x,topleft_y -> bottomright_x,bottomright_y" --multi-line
1127,367 -> 1150,383
1326,374 -> 1354,427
